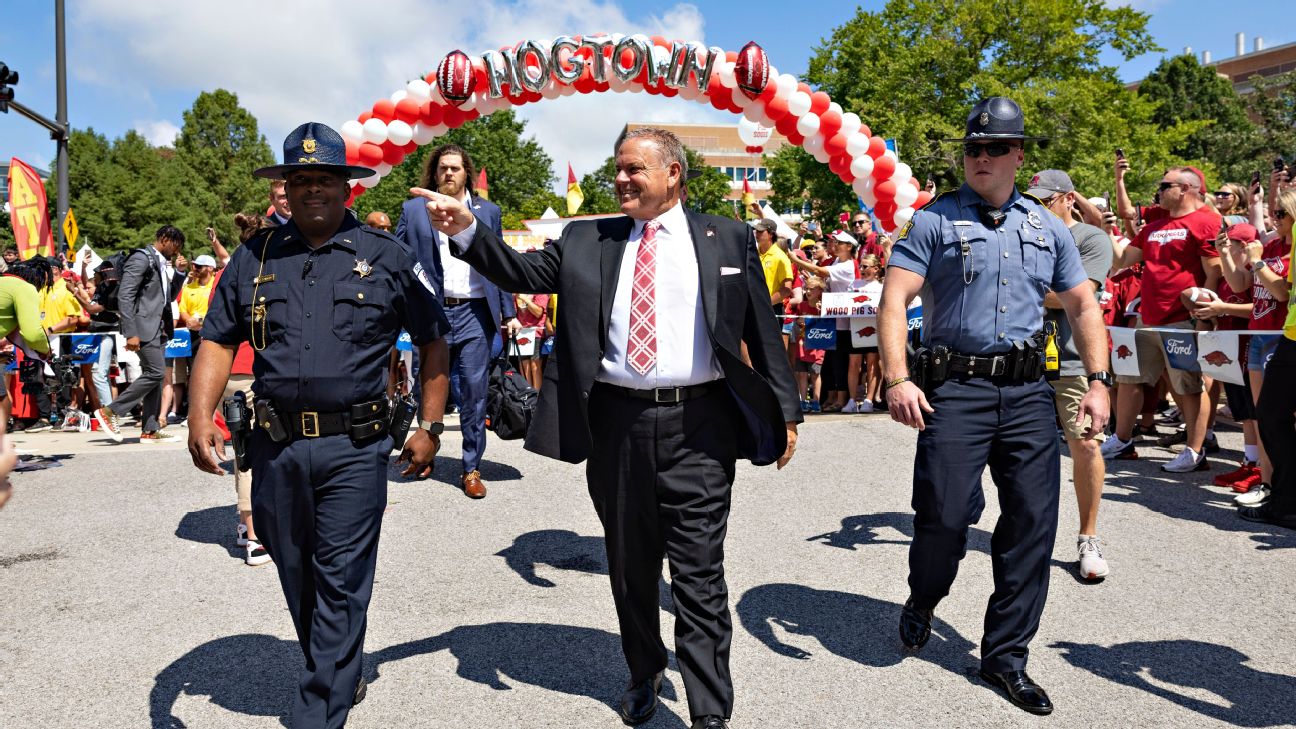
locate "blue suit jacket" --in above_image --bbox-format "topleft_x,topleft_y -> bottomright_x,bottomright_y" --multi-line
397,194 -> 515,326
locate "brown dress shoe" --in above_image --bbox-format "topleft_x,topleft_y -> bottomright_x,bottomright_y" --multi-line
461,470 -> 487,499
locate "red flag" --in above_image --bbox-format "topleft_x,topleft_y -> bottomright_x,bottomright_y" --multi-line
566,163 -> 584,215
476,168 -> 489,199
6,158 -> 55,259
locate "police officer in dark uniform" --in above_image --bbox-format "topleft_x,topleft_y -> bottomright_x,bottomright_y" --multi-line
186,122 -> 450,729
878,98 -> 1112,715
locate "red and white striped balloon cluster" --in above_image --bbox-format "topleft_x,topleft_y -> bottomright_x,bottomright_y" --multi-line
337,36 -> 928,231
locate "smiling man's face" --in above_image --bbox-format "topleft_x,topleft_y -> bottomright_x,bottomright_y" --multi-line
285,169 -> 348,238
614,137 -> 680,221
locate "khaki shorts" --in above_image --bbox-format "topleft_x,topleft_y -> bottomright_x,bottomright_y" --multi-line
1052,375 -> 1107,442
172,357 -> 191,385
1113,321 -> 1204,395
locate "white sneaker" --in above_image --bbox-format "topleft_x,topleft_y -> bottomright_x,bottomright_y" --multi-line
1099,435 -> 1129,460
1161,447 -> 1206,473
841,399 -> 859,414
245,539 -> 272,566
857,399 -> 874,413
236,522 -> 249,547
94,407 -> 123,443
1235,484 -> 1270,506
1077,536 -> 1110,580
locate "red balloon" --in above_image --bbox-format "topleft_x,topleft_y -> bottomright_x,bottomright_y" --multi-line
809,91 -> 831,116
710,89 -> 730,111
913,191 -> 934,209
357,142 -> 383,167
725,50 -> 739,63
765,95 -> 789,122
734,41 -> 771,100
875,200 -> 898,220
866,135 -> 888,159
828,155 -> 849,176
344,138 -> 359,164
774,113 -> 799,137
381,144 -> 405,166
859,124 -> 872,138
838,171 -> 854,185
421,102 -> 445,126
824,132 -> 848,157
372,99 -> 396,122
878,215 -> 896,232
437,50 -> 477,107
650,35 -> 667,48
797,82 -> 812,96
908,177 -> 921,190
871,153 -> 897,181
875,180 -> 898,201
661,86 -> 678,98
786,129 -> 805,146
442,105 -> 464,128
401,141 -> 418,154
394,97 -> 421,124
358,111 -> 373,124
464,107 -> 482,121
818,109 -> 843,139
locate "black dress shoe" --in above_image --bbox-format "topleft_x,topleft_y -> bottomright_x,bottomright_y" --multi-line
899,599 -> 933,650
1238,503 -> 1296,530
979,670 -> 1053,715
353,676 -> 367,706
691,717 -> 727,729
619,671 -> 663,725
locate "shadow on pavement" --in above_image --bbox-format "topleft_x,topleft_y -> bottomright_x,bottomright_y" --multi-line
736,582 -> 977,676
494,529 -> 673,611
385,455 -> 523,488
174,505 -> 242,560
1103,462 -> 1296,550
807,512 -> 1090,582
1052,639 -> 1296,726
151,624 -> 686,728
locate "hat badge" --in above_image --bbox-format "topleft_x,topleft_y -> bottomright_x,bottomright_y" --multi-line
302,138 -> 317,154
978,111 -> 990,127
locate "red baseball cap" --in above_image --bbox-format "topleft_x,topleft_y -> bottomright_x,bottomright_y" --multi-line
1227,222 -> 1258,243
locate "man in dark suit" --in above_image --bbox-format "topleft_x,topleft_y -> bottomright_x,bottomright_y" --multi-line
93,224 -> 188,443
412,127 -> 801,729
397,144 -> 518,499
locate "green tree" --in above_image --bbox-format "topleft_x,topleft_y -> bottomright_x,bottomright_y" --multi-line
356,110 -> 556,231
773,0 -> 1195,221
1136,54 -> 1258,184
172,89 -> 276,247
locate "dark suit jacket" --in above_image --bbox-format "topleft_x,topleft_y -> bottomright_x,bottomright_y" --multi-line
117,247 -> 186,342
451,209 -> 802,466
397,194 -> 516,326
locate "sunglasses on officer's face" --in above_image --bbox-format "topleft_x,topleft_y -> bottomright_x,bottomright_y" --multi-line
963,142 -> 1015,158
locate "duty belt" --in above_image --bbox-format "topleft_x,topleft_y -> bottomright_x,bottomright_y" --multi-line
909,338 -> 1045,390
255,398 -> 391,441
948,353 -> 1011,377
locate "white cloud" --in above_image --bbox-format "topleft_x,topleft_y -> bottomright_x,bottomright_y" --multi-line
69,0 -> 734,193
133,119 -> 180,147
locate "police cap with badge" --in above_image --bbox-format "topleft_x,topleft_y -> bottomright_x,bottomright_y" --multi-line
945,97 -> 1049,230
254,122 -> 376,180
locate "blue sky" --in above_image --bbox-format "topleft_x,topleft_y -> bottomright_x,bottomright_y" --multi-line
2,0 -> 1292,184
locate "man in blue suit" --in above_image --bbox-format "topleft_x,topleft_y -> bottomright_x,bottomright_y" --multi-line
397,144 -> 519,499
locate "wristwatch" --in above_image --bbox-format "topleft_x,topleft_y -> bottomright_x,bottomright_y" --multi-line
1087,371 -> 1114,388
418,419 -> 445,436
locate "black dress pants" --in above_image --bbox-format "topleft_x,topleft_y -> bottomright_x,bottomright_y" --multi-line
1258,337 -> 1296,515
586,383 -> 739,721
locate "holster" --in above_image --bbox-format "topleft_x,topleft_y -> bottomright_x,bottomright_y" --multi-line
909,346 -> 930,392
254,400 -> 290,443
386,395 -> 418,454
929,345 -> 951,385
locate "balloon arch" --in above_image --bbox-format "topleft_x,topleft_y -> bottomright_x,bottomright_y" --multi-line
338,35 -> 932,232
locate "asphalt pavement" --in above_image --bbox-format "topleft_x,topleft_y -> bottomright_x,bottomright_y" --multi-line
1,413 -> 1293,728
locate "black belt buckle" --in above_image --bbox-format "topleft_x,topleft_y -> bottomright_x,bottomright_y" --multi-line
654,387 -> 682,404
300,411 -> 320,438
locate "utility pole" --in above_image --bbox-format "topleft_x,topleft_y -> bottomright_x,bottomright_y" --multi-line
1,0 -> 70,247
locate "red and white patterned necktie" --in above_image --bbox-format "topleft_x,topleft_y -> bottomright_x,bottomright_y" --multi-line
627,220 -> 660,376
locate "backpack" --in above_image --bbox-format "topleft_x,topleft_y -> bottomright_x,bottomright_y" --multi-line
96,248 -> 151,313
484,340 -> 538,440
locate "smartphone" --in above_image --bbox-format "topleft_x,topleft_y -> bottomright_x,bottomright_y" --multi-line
1114,148 -> 1124,160
205,227 -> 217,241
1275,157 -> 1287,172
1252,170 -> 1262,186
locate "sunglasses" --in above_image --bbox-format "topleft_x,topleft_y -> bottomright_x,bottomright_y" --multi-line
1213,191 -> 1234,197
1277,209 -> 1290,220
1158,181 -> 1194,191
963,142 -> 1015,158
851,220 -> 869,226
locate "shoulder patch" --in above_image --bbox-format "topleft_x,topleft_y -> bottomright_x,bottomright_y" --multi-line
896,219 -> 914,240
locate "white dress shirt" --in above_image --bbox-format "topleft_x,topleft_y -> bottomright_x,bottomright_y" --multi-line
450,201 -> 723,389
438,189 -> 487,299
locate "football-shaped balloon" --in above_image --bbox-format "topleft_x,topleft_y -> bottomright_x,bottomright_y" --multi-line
733,41 -> 770,100
437,50 -> 477,107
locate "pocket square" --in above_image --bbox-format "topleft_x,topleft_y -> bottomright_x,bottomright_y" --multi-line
720,267 -> 742,276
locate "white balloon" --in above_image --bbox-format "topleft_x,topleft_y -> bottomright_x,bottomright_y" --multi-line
796,112 -> 821,138
891,162 -> 913,187
894,206 -> 915,228
361,118 -> 388,144
840,112 -> 862,138
737,116 -> 762,146
459,93 -> 477,112
406,79 -> 431,102
859,187 -> 877,207
427,123 -> 449,137
883,149 -> 898,163
390,89 -> 408,104
845,132 -> 870,157
777,73 -> 797,98
732,91 -> 753,109
411,122 -> 437,145
339,120 -> 364,144
742,104 -> 763,123
386,119 -> 413,146
894,184 -> 919,208
852,177 -> 871,198
850,154 -> 875,179
373,162 -> 392,177
788,91 -> 811,117
357,173 -> 381,189
827,102 -> 843,118
804,134 -> 825,153
428,84 -> 444,105
811,146 -> 831,164
719,61 -> 737,88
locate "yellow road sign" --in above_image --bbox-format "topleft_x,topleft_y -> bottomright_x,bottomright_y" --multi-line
62,209 -> 79,248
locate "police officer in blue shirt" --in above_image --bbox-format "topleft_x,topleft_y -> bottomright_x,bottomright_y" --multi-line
186,122 -> 450,729
878,98 -> 1112,715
